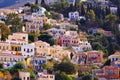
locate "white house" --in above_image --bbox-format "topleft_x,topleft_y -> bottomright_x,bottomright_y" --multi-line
21,44 -> 35,58
72,46 -> 83,52
32,7 -> 46,17
48,28 -> 66,39
110,6 -> 118,14
68,11 -> 79,21
79,41 -> 92,51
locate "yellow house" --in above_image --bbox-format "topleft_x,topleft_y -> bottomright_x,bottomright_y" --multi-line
31,40 -> 50,56
11,44 -> 21,55
25,22 -> 41,35
49,45 -> 70,61
0,42 -> 11,51
8,32 -> 28,42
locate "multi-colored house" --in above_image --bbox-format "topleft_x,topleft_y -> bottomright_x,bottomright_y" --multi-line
93,66 -> 119,80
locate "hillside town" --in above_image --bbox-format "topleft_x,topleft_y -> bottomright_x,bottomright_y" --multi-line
0,0 -> 120,80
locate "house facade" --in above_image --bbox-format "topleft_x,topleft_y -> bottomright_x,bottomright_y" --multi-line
0,53 -> 24,68
21,44 -> 35,58
93,66 -> 119,80
30,56 -> 47,71
19,71 -> 30,80
86,51 -> 103,65
31,40 -> 50,56
68,11 -> 79,21
49,45 -> 70,61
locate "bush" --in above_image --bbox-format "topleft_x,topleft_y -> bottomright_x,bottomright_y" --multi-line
54,61 -> 76,74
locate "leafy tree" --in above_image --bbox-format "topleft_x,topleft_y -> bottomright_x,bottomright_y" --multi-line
105,14 -> 118,25
94,77 -> 99,80
24,2 -> 31,7
50,11 -> 63,20
13,62 -> 25,70
9,63 -> 25,75
55,72 -> 73,80
54,61 -> 76,74
5,13 -> 23,33
38,34 -> 56,46
105,14 -> 118,33
81,4 -> 85,16
0,63 -> 3,69
12,78 -> 21,80
0,23 -> 10,41
53,0 -> 70,13
28,34 -> 36,42
41,0 -> 46,7
74,0 -> 81,11
31,4 -> 39,12
30,72 -> 36,79
9,68 -> 18,75
78,71 -> 85,77
106,42 -> 120,55
82,74 -> 92,80
80,18 -> 86,25
104,59 -> 111,66
44,23 -> 53,30
87,10 -> 96,22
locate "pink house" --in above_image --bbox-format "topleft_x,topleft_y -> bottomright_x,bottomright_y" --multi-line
62,36 -> 71,47
86,51 -> 103,65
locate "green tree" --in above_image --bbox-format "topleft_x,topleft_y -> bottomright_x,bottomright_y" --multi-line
12,78 -> 21,80
6,13 -> 23,33
74,0 -> 81,11
54,61 -> 76,74
87,10 -> 96,22
50,11 -> 63,20
81,4 -> 85,16
24,2 -> 31,7
44,23 -> 53,30
104,59 -> 111,66
105,14 -> 117,25
82,74 -> 92,80
31,4 -> 39,12
78,71 -> 85,77
28,34 -> 36,42
0,23 -> 10,41
106,42 -> 120,55
9,63 -> 25,75
55,72 -> 73,80
13,62 -> 25,70
53,0 -> 70,12
0,63 -> 3,69
38,34 -> 56,46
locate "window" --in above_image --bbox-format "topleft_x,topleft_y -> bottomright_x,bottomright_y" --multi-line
50,76 -> 53,78
110,70 -> 113,75
27,77 -> 29,80
24,48 -> 25,51
24,77 -> 25,80
31,49 -> 33,52
23,37 -> 26,40
10,58 -> 12,62
4,58 -> 6,62
27,49 -> 29,53
106,70 -> 108,75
